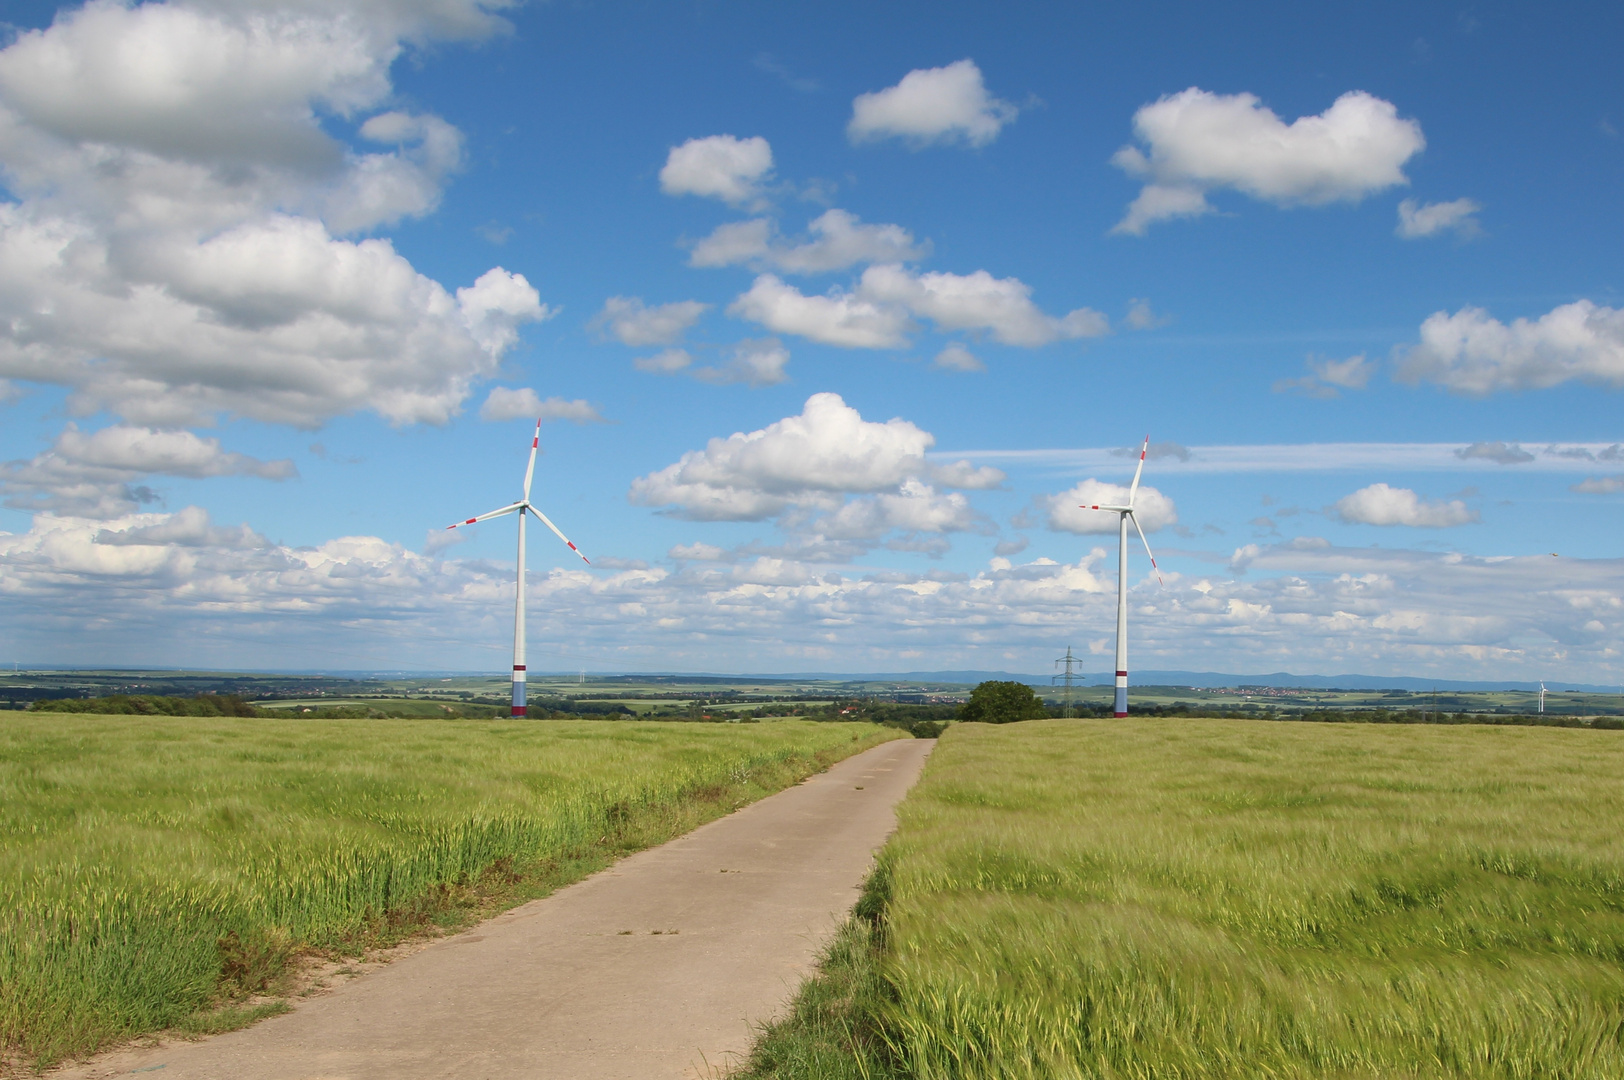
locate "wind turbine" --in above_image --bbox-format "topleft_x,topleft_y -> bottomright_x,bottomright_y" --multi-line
446,419 -> 589,717
1539,681 -> 1546,714
1081,436 -> 1163,718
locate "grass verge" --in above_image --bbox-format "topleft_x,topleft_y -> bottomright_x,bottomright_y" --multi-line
0,717 -> 899,1068
744,718 -> 1624,1080
736,866 -> 901,1080
171,1000 -> 290,1038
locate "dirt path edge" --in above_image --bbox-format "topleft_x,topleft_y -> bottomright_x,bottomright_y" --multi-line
49,736 -> 935,1080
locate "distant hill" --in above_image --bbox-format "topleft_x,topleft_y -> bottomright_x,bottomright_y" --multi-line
1102,671 -> 1624,693
762,670 -> 1621,694
763,670 -> 1052,686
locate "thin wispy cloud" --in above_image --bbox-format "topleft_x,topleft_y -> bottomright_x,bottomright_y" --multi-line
942,443 -> 1624,473
752,53 -> 818,93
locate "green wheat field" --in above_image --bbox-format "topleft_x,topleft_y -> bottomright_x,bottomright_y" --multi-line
746,718 -> 1624,1080
0,715 -> 896,1066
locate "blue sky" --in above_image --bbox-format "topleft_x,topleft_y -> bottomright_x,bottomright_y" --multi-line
1,0 -> 1621,680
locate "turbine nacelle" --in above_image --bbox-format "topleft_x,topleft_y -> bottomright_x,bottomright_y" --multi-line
445,420 -> 589,564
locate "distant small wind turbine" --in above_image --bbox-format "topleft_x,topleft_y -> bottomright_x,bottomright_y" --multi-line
1081,436 -> 1164,718
446,419 -> 589,717
1539,681 -> 1546,714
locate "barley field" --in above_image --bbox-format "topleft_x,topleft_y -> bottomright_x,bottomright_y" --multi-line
0,715 -> 896,1065
746,718 -> 1624,1080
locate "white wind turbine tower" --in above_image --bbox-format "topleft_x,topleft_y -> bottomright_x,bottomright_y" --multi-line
1539,681 -> 1546,714
1081,436 -> 1164,718
446,419 -> 589,717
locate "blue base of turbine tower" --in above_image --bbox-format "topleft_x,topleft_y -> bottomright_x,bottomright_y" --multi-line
512,665 -> 527,717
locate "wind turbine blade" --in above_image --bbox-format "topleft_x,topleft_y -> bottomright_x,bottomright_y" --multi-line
1128,435 -> 1149,507
526,505 -> 590,563
522,419 -> 541,502
1085,503 -> 1132,512
1129,511 -> 1163,586
446,502 -> 522,529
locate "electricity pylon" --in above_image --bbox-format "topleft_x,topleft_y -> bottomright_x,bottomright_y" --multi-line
1053,646 -> 1086,718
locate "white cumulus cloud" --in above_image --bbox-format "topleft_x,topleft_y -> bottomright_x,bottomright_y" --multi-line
688,209 -> 929,273
929,459 -> 1005,489
2,424 -> 296,517
590,296 -> 709,346
858,264 -> 1107,346
933,343 -> 983,372
629,392 -> 934,520
326,110 -> 465,232
812,480 -> 985,540
691,338 -> 790,387
633,348 -> 694,375
1111,88 -> 1425,234
727,274 -> 913,349
1397,197 -> 1482,239
1573,475 -> 1624,495
0,0 -> 549,429
687,219 -> 774,270
1044,479 -> 1178,535
1273,353 -> 1376,398
1124,298 -> 1171,330
1113,184 -> 1214,235
848,59 -> 1018,148
659,135 -> 774,205
629,392 -> 999,524
728,266 -> 1104,350
478,388 -> 605,424
0,2 -> 385,199
1396,301 -> 1624,394
1333,483 -> 1477,527
95,505 -> 269,549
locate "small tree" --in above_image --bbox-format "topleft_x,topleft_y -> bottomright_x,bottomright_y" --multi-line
958,681 -> 1049,724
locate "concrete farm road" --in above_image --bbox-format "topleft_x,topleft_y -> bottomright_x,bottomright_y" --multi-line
57,736 -> 934,1080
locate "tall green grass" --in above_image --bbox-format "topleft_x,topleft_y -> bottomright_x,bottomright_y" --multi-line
0,715 -> 894,1065
749,719 -> 1624,1079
